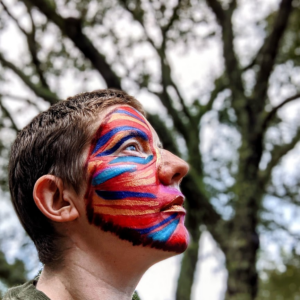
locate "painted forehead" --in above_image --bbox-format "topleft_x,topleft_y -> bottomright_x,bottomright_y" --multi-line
91,105 -> 153,156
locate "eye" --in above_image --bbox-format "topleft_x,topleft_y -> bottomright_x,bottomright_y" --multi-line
124,144 -> 138,152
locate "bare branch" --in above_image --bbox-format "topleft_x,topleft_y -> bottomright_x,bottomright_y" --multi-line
0,99 -> 19,131
252,0 -> 293,108
242,46 -> 264,72
268,189 -> 300,206
259,127 -> 300,185
120,0 -> 194,126
181,172 -> 224,248
170,79 -> 195,124
23,0 -> 122,89
2,1 -> 50,88
1,93 -> 42,111
146,112 -> 180,157
118,0 -> 157,49
24,3 -> 49,88
161,0 -> 182,38
196,74 -> 228,121
264,219 -> 300,242
1,1 -> 27,35
149,89 -> 189,139
262,93 -> 300,130
205,0 -> 246,127
0,53 -> 60,104
205,0 -> 226,25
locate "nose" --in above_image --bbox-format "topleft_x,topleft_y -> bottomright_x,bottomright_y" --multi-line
157,149 -> 189,186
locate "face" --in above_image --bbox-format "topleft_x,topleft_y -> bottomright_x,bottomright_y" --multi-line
85,105 -> 189,253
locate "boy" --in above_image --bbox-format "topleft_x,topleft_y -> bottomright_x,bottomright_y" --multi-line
5,89 -> 189,300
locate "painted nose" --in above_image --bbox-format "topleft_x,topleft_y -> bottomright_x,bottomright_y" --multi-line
157,149 -> 189,186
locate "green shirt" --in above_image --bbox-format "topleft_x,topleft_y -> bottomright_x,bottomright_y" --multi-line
3,280 -> 140,300
3,280 -> 49,300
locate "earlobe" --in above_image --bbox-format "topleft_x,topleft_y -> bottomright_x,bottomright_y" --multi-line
33,175 -> 79,223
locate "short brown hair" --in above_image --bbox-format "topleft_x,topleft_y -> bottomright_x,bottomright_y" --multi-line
9,89 -> 144,265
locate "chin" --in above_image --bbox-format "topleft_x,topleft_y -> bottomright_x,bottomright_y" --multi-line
89,211 -> 189,254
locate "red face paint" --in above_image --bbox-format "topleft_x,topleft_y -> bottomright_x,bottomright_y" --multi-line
85,106 -> 189,253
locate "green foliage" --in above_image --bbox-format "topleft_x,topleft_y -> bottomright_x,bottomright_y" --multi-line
257,251 -> 300,300
0,249 -> 27,287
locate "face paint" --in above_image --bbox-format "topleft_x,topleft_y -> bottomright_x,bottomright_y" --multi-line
85,106 -> 189,253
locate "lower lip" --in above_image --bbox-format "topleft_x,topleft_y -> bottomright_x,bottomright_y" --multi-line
162,205 -> 186,214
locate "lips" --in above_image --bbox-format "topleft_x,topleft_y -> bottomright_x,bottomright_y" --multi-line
160,195 -> 186,214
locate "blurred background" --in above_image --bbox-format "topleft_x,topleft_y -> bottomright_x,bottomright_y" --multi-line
1,0 -> 300,299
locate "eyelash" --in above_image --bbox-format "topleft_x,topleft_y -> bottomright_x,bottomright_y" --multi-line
123,142 -> 140,152
125,144 -> 138,151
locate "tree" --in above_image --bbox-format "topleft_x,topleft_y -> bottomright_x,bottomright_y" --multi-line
257,250 -> 300,300
1,0 -> 300,299
0,249 -> 27,299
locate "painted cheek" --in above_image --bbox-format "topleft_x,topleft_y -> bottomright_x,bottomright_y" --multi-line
87,154 -> 159,217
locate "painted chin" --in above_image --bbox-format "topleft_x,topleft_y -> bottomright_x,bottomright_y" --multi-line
158,215 -> 189,254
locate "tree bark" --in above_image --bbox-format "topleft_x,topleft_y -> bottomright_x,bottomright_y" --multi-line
176,227 -> 201,300
224,135 -> 263,300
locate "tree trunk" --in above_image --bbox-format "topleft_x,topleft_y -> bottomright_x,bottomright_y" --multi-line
224,138 -> 262,300
176,228 -> 201,300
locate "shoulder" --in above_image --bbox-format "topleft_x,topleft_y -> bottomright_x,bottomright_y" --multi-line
3,280 -> 50,300
132,291 -> 141,300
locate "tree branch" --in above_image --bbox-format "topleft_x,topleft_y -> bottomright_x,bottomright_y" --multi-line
161,0 -> 182,37
1,1 -> 27,35
120,0 -> 195,127
0,98 -> 19,131
205,0 -> 247,127
268,189 -> 300,206
170,79 -> 195,124
24,3 -> 49,88
118,0 -> 157,49
176,228 -> 201,300
262,93 -> 300,131
181,171 -> 224,247
253,0 -> 293,108
263,219 -> 300,242
0,53 -> 60,104
150,89 -> 190,139
259,127 -> 300,185
205,0 -> 226,25
2,1 -> 50,88
1,93 -> 42,111
23,0 -> 122,89
146,113 -> 180,156
196,74 -> 228,121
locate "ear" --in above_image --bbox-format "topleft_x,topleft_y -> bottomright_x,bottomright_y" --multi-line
33,175 -> 79,223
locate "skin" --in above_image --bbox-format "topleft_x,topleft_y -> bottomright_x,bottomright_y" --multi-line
33,104 -> 189,300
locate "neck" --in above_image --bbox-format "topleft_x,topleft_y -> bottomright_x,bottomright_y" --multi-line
36,231 -> 169,300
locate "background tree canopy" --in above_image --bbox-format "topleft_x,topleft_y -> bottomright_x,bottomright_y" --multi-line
1,0 -> 300,299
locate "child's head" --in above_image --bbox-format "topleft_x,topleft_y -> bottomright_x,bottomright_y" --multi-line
9,89 -> 189,270
9,89 -> 144,265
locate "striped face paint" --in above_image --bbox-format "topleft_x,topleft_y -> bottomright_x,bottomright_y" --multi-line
85,106 -> 189,253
